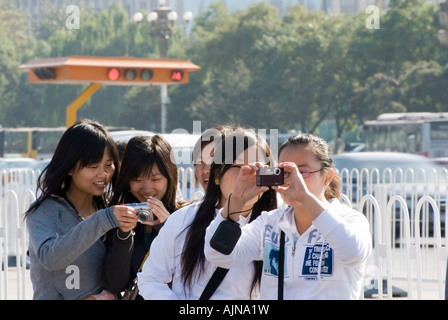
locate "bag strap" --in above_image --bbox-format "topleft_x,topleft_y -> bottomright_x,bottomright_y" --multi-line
199,267 -> 229,300
139,250 -> 150,272
278,231 -> 285,300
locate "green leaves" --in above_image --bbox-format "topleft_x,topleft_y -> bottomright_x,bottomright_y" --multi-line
2,0 -> 447,136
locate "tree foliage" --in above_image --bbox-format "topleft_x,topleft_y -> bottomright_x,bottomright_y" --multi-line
1,0 -> 447,137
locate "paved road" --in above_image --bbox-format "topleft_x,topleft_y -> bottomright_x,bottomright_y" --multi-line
3,268 -> 33,300
4,267 -> 444,300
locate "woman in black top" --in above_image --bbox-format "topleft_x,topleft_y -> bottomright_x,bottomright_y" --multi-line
103,135 -> 186,298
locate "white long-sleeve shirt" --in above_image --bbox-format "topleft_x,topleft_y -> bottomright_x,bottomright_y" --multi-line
137,202 -> 260,300
204,199 -> 372,300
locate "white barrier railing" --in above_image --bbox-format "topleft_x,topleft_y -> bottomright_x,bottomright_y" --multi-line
0,167 -> 447,299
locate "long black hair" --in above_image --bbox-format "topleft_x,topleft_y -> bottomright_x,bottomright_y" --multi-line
25,119 -> 119,217
181,126 -> 277,297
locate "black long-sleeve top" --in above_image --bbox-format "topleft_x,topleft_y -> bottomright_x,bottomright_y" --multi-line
103,223 -> 159,298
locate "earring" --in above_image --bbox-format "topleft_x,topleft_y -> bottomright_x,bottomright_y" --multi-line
215,178 -> 219,185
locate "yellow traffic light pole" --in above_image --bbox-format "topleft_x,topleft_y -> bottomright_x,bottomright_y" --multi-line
66,83 -> 102,127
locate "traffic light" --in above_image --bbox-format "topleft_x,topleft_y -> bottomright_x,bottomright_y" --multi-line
107,68 -> 155,82
20,56 -> 200,85
171,70 -> 183,81
105,68 -> 184,84
108,68 -> 120,81
140,69 -> 153,81
124,68 -> 137,81
19,56 -> 201,128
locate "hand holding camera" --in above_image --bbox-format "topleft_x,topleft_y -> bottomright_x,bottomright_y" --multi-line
127,203 -> 157,223
127,197 -> 170,227
227,163 -> 271,217
271,162 -> 313,206
211,163 -> 284,255
112,205 -> 138,233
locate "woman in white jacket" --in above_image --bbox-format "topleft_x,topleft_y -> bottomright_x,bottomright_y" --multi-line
137,126 -> 277,299
204,133 -> 372,300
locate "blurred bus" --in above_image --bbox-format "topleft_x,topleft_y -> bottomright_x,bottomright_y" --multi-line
0,127 -> 66,159
363,112 -> 448,158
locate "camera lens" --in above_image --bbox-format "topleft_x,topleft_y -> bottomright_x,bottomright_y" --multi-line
137,209 -> 151,223
274,168 -> 282,175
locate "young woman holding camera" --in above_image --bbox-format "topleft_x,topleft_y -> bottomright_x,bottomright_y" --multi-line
204,133 -> 372,299
102,135 -> 187,299
25,119 -> 136,300
137,126 -> 277,299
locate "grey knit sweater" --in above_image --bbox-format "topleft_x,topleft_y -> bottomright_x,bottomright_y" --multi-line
26,196 -> 119,299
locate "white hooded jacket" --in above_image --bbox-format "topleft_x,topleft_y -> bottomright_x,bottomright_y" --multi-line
204,199 -> 372,300
138,202 -> 260,300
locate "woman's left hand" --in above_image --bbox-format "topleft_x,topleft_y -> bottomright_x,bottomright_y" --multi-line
141,197 -> 170,226
273,162 -> 310,206
273,162 -> 329,220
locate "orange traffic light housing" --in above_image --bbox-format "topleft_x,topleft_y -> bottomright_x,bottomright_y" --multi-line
21,56 -> 200,85
19,56 -> 201,126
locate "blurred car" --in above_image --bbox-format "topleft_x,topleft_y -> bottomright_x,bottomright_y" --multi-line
1,157 -> 37,169
110,130 -> 201,169
32,158 -> 51,172
0,157 -> 37,182
0,158 -> 7,170
109,130 -> 155,143
432,157 -> 448,167
333,152 -> 447,177
332,152 -> 447,240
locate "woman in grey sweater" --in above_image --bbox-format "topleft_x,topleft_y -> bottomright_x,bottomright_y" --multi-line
25,120 -> 138,300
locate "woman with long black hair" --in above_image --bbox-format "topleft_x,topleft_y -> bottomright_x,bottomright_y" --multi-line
137,126 -> 277,299
25,119 -> 137,300
103,135 -> 187,298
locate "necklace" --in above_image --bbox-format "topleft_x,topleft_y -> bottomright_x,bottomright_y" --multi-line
64,194 -> 97,220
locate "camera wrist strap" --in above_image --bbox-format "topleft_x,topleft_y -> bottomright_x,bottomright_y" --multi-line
278,230 -> 285,300
199,267 -> 229,300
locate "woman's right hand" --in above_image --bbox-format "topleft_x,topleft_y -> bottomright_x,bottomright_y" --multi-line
112,205 -> 138,233
222,162 -> 269,221
232,163 -> 269,202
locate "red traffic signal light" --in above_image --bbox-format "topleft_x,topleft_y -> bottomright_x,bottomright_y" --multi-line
108,68 -> 120,81
171,70 -> 183,81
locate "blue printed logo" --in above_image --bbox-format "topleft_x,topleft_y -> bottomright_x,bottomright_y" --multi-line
263,242 -> 287,277
301,243 -> 333,278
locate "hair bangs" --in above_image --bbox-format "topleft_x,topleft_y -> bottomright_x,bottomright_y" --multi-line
78,141 -> 107,169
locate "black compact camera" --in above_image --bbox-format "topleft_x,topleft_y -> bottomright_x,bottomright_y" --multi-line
127,202 -> 156,223
210,219 -> 241,255
256,167 -> 284,187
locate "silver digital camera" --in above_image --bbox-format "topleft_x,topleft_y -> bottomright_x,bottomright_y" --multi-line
127,202 -> 156,223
